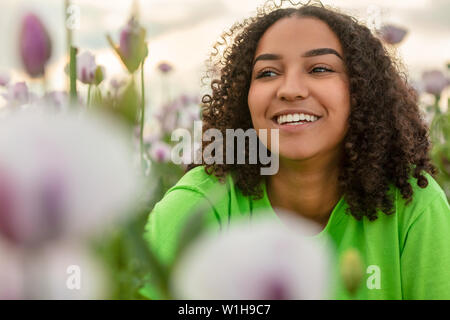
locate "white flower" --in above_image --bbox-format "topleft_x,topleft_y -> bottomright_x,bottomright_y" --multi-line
24,241 -> 109,299
0,108 -> 142,246
76,51 -> 104,85
171,212 -> 333,300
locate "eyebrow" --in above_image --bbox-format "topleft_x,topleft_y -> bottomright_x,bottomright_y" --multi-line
252,48 -> 343,67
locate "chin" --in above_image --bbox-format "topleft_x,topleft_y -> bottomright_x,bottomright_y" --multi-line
277,148 -> 319,162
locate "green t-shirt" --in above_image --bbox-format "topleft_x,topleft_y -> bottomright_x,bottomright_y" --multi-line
141,166 -> 450,300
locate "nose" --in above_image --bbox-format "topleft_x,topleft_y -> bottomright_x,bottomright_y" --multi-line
276,71 -> 309,101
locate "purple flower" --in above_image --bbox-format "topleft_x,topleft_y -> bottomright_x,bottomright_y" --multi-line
1,82 -> 37,107
377,24 -> 408,45
42,91 -> 69,110
76,51 -> 104,85
0,72 -> 10,87
108,17 -> 147,74
157,62 -> 173,74
149,141 -> 172,163
19,13 -> 52,78
421,70 -> 449,96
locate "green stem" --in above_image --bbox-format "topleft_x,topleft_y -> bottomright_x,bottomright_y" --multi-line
140,60 -> 147,171
65,0 -> 72,92
69,46 -> 78,106
87,84 -> 92,108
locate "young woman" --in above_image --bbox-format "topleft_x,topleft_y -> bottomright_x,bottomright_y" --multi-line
141,2 -> 450,299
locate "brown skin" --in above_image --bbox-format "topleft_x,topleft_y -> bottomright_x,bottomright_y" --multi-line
248,17 -> 350,226
188,4 -> 437,222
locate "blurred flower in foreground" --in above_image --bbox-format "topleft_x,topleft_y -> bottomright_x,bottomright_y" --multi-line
19,13 -> 52,78
421,70 -> 449,96
76,51 -> 105,85
171,213 -> 333,299
0,108 -> 142,247
107,17 -> 148,74
339,248 -> 364,297
0,237 -> 108,299
377,24 -> 407,45
0,239 -> 22,299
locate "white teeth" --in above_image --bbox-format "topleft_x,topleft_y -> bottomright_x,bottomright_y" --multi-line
275,113 -> 319,125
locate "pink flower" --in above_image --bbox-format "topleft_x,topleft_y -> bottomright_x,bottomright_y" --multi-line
421,70 -> 449,96
76,51 -> 105,85
377,24 -> 408,45
0,72 -> 10,87
149,141 -> 171,163
108,17 -> 148,74
1,82 -> 37,107
19,13 -> 52,78
157,62 -> 173,74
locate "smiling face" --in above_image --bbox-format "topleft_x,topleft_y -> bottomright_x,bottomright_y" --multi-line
248,16 -> 350,162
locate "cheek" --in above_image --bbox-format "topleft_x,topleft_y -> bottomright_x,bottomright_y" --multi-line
247,85 -> 268,126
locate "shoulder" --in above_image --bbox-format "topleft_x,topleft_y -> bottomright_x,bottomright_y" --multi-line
395,171 -> 449,240
397,171 -> 448,219
170,165 -> 228,195
144,166 -> 231,264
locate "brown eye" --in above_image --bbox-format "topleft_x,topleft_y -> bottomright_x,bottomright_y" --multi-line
310,67 -> 333,73
255,70 -> 278,79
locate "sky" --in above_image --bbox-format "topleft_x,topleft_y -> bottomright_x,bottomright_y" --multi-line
0,0 -> 449,108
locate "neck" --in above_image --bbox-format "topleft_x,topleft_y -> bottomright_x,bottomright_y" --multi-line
266,151 -> 343,229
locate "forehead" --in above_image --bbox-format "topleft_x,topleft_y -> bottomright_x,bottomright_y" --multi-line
254,16 -> 344,57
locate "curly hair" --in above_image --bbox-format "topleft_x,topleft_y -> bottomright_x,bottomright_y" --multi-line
187,0 -> 438,221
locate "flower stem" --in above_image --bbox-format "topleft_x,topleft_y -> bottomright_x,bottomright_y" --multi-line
87,84 -> 92,108
140,60 -> 146,172
69,46 -> 78,106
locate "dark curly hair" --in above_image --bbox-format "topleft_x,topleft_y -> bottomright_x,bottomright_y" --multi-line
187,0 -> 438,221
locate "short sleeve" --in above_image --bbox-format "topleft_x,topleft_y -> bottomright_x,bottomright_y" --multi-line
139,187 -> 221,299
400,193 -> 450,299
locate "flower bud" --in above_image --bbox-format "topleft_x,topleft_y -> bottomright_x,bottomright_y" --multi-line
340,248 -> 364,297
108,17 -> 147,74
422,70 -> 449,96
19,13 -> 52,78
377,24 -> 407,45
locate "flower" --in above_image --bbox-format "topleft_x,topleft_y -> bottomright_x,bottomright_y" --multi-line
377,24 -> 408,45
76,51 -> 105,85
19,13 -> 52,78
0,109 -> 142,247
339,248 -> 364,296
0,72 -> 10,87
421,70 -> 449,96
108,17 -> 148,74
148,141 -> 172,163
157,62 -> 173,74
1,82 -> 37,108
171,212 -> 333,299
42,91 -> 69,110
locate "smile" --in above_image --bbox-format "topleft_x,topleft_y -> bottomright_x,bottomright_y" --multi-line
274,112 -> 321,125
